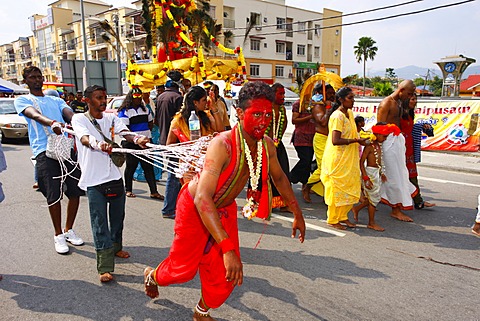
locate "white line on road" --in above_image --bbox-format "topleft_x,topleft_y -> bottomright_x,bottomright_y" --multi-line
271,213 -> 346,237
419,176 -> 480,188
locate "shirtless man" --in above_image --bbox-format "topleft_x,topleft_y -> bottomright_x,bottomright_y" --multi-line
377,80 -> 417,222
302,84 -> 336,202
143,81 -> 305,321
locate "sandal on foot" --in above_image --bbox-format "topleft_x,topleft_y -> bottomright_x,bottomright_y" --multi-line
115,250 -> 130,258
100,272 -> 114,282
126,192 -> 136,198
144,267 -> 159,298
150,193 -> 165,200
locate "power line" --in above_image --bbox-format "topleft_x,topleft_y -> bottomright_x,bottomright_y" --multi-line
233,0 -> 475,37
230,0 -> 425,31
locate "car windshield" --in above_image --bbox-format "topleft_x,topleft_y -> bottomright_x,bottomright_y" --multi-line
0,100 -> 16,115
112,99 -> 124,109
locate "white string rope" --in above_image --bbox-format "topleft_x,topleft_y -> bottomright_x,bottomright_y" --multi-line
62,127 -> 212,178
43,128 -> 79,207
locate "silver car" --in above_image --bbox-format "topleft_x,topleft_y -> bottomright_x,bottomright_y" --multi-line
0,98 -> 28,143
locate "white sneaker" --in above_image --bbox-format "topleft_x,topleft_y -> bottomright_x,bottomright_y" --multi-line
63,229 -> 84,246
54,234 -> 69,254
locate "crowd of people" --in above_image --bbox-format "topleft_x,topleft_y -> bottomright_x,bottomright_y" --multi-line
4,64 -> 478,320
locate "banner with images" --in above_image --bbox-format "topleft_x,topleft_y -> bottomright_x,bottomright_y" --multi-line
352,99 -> 480,152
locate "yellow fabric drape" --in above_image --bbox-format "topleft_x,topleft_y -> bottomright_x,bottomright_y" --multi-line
306,133 -> 327,196
326,204 -> 353,225
321,109 -> 360,208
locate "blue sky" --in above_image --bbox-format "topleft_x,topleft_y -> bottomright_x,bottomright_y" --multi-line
2,0 -> 478,77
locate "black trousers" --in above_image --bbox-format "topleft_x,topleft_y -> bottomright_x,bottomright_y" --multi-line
289,145 -> 314,185
271,141 -> 290,198
122,141 -> 158,194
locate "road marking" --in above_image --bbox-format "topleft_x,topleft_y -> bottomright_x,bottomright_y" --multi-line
419,176 -> 480,188
271,213 -> 346,237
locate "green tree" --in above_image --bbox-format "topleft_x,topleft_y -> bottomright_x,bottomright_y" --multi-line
385,67 -> 398,86
354,37 -> 378,96
430,75 -> 444,96
372,82 -> 393,97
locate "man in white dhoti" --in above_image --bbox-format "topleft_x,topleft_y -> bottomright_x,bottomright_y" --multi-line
473,194 -> 480,237
377,80 -> 418,222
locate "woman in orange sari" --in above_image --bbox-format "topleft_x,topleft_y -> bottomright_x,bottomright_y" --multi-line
166,86 -> 224,184
166,86 -> 223,144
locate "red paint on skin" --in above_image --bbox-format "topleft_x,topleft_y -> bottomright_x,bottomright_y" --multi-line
243,98 -> 273,140
221,136 -> 232,158
274,88 -> 285,105
288,199 -> 298,207
203,158 -> 216,171
198,198 -> 213,213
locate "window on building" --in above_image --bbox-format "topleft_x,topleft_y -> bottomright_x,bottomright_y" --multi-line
250,64 -> 260,76
276,17 -> 286,29
250,39 -> 260,51
298,22 -> 306,33
250,12 -> 261,25
209,5 -> 216,18
297,44 -> 305,56
276,42 -> 286,54
314,46 -> 320,58
334,49 -> 339,56
275,66 -> 284,78
296,68 -> 304,81
314,24 -> 321,36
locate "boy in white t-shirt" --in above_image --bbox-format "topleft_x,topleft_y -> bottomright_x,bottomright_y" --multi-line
72,85 -> 150,282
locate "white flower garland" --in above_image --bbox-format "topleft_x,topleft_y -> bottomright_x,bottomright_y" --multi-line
271,111 -> 281,146
242,138 -> 263,219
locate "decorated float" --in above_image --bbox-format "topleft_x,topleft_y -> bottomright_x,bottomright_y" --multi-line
102,0 -> 247,94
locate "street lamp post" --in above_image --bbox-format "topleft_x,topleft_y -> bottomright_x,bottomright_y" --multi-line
80,0 -> 89,90
112,14 -> 123,95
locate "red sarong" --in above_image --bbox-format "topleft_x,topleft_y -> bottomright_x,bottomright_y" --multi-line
154,185 -> 239,309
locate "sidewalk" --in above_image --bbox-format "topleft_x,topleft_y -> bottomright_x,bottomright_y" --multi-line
418,150 -> 480,174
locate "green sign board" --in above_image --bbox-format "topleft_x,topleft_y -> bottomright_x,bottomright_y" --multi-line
293,62 -> 318,69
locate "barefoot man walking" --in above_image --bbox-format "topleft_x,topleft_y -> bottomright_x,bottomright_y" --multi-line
376,80 -> 418,222
143,81 -> 306,320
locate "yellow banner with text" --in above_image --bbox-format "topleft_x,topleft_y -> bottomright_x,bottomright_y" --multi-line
352,100 -> 480,152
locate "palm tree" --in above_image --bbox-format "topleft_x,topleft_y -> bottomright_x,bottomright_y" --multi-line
354,37 -> 378,96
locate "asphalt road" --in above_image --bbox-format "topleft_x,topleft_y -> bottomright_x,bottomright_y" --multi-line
0,141 -> 479,321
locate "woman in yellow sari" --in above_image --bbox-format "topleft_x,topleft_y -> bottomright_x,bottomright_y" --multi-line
321,87 -> 368,230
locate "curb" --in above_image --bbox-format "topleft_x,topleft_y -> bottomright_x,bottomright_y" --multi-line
417,163 -> 480,175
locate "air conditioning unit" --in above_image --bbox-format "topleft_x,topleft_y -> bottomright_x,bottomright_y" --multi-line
255,26 -> 262,31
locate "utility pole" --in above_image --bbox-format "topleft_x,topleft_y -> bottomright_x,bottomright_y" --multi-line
423,69 -> 430,93
80,0 -> 89,90
113,14 -> 123,95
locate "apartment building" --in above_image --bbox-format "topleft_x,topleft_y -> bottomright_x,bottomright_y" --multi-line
0,0 -> 342,87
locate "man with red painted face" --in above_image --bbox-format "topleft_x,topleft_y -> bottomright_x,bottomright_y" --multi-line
265,83 -> 291,211
143,81 -> 306,320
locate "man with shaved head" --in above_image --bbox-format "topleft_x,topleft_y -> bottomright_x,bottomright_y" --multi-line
377,80 -> 418,222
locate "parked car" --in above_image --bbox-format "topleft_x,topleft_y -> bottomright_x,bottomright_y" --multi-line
0,98 -> 28,143
105,96 -> 125,115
